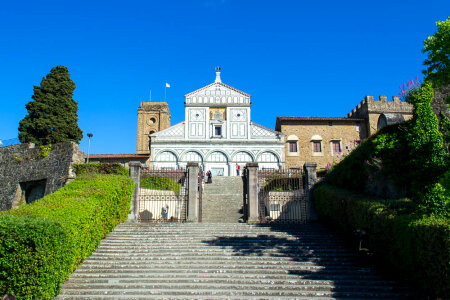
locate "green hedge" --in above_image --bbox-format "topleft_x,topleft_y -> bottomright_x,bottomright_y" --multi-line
263,177 -> 302,191
73,162 -> 129,176
140,175 -> 181,194
314,184 -> 450,298
0,174 -> 135,299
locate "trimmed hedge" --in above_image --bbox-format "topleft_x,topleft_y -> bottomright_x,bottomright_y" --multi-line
140,175 -> 181,194
0,174 -> 135,299
73,162 -> 129,176
314,184 -> 450,298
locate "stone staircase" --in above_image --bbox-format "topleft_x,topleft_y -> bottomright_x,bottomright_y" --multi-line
202,176 -> 243,223
56,222 -> 414,299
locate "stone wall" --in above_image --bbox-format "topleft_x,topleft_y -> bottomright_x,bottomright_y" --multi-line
0,142 -> 85,211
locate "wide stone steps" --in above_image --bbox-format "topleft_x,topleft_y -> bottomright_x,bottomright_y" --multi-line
56,223 -> 414,299
202,176 -> 243,223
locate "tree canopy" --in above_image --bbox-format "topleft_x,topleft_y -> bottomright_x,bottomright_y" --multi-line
18,66 -> 83,145
422,17 -> 450,89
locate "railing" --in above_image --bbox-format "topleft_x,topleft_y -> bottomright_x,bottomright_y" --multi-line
138,168 -> 188,222
257,168 -> 307,223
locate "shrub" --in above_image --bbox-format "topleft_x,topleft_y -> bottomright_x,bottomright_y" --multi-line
73,162 -> 129,176
140,175 -> 181,194
263,177 -> 302,191
0,174 -> 135,299
314,184 -> 450,298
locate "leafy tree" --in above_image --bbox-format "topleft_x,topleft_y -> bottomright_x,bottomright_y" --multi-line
18,66 -> 83,145
422,17 -> 450,91
405,81 -> 448,214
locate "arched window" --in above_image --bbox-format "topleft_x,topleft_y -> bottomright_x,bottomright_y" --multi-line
234,151 -> 253,163
208,151 -> 228,162
257,152 -> 279,163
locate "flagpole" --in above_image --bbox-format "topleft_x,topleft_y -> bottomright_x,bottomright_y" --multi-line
149,89 -> 152,101
165,82 -> 166,101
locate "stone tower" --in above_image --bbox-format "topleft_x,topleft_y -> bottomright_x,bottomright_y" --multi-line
136,101 -> 171,154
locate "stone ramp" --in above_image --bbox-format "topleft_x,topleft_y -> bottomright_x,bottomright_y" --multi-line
202,176 -> 243,223
56,222 -> 414,299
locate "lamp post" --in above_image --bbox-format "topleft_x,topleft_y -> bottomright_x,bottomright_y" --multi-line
87,133 -> 93,163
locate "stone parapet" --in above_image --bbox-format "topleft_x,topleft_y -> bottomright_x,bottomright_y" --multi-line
347,95 -> 413,118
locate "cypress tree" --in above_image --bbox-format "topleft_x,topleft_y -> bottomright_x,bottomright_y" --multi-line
18,66 -> 83,145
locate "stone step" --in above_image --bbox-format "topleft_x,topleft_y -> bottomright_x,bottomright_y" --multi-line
67,271 -> 387,281
59,282 -> 407,293
57,288 -> 409,299
62,277 -> 399,286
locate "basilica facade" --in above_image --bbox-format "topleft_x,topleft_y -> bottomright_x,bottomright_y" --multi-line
144,69 -> 285,176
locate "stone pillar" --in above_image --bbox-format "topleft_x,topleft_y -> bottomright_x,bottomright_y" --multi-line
128,161 -> 141,222
303,162 -> 318,221
246,162 -> 259,223
187,162 -> 200,222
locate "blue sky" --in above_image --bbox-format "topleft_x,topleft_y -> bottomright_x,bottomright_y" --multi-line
1,1 -> 448,154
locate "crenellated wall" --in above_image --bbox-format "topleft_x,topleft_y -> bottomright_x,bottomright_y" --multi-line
347,95 -> 413,137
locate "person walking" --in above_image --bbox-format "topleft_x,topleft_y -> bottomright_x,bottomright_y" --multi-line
236,164 -> 241,176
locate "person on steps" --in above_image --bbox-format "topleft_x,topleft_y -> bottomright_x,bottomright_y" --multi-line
206,170 -> 212,184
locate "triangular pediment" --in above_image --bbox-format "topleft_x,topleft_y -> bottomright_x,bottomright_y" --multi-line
185,82 -> 250,98
185,82 -> 251,106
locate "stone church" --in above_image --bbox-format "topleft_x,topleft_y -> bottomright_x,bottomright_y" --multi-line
136,68 -> 285,176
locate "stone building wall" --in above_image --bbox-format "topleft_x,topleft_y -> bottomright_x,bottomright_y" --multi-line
0,142 -> 84,211
276,118 -> 363,170
136,101 -> 171,154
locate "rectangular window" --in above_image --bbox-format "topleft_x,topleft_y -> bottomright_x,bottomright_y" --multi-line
332,141 -> 341,154
313,141 -> 322,152
214,126 -> 222,136
288,141 -> 297,152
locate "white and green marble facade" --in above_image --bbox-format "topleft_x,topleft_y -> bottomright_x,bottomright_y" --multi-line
150,70 -> 285,176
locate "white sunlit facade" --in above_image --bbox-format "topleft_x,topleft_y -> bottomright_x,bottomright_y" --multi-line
149,69 -> 285,176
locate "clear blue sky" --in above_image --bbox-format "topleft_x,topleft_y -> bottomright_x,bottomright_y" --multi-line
1,1 -> 448,154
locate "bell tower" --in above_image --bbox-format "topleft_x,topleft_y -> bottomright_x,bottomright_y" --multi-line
136,101 -> 171,154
